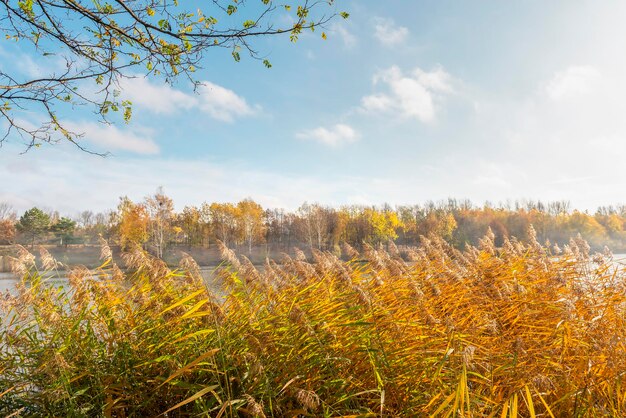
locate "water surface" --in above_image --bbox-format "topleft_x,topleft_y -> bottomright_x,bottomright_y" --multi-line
2,255 -> 625,296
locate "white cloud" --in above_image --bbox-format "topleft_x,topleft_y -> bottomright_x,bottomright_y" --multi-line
118,77 -> 194,114
296,124 -> 359,147
0,45 -> 65,79
471,164 -> 512,188
373,18 -> 409,46
330,23 -> 357,48
545,65 -> 601,101
360,94 -> 394,112
67,121 -> 160,155
119,77 -> 255,122
361,65 -> 454,122
0,147 -> 397,214
3,115 -> 158,156
196,82 -> 255,122
463,62 -> 626,210
1,144 -> 598,217
17,54 -> 47,78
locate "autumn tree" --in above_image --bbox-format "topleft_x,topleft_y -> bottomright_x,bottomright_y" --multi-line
340,205 -> 368,246
296,202 -> 331,250
0,0 -> 347,152
266,208 -> 293,250
144,187 -> 174,258
198,203 -> 212,247
397,205 -> 423,245
92,211 -> 117,242
7,196 -> 626,254
326,208 -> 346,254
209,203 -> 238,247
0,203 -> 16,244
236,199 -> 265,254
177,205 -> 203,247
365,207 -> 402,245
417,209 -> 457,242
0,220 -> 16,244
562,211 -> 606,247
606,214 -> 625,236
117,197 -> 149,250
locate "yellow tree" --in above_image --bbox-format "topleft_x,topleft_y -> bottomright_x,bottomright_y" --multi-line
144,187 -> 175,259
117,197 -> 149,251
297,202 -> 333,250
209,203 -> 239,248
329,209 -> 349,254
178,206 -> 202,247
435,212 -> 458,241
417,210 -> 457,242
236,199 -> 266,254
198,203 -> 213,247
397,205 -> 421,244
595,213 -> 625,239
563,211 -> 606,247
366,208 -> 403,245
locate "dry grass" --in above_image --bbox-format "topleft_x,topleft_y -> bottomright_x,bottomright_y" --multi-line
1,232 -> 626,417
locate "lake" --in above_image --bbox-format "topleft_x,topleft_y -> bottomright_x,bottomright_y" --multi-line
0,266 -> 223,297
2,254 -> 625,296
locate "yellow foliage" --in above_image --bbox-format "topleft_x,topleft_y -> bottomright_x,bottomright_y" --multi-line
117,197 -> 149,249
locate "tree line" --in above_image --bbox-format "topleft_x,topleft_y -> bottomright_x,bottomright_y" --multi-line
1,193 -> 626,255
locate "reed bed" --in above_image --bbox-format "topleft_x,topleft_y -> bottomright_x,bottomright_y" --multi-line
1,231 -> 626,417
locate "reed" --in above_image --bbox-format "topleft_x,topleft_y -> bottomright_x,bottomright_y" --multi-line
1,231 -> 625,417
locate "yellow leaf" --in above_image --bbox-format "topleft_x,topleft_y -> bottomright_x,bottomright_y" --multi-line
160,385 -> 219,416
159,288 -> 205,315
158,348 -> 220,388
180,298 -> 209,319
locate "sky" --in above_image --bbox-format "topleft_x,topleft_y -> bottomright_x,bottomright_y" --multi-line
1,1 -> 626,215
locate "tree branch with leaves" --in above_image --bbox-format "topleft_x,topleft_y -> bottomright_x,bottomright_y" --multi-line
0,0 -> 348,153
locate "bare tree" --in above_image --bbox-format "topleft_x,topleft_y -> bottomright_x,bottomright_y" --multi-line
297,202 -> 329,250
0,0 -> 347,152
144,187 -> 174,258
0,202 -> 16,220
78,210 -> 94,228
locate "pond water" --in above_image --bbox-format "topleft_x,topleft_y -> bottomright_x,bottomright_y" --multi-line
0,267 -> 223,297
2,255 -> 625,296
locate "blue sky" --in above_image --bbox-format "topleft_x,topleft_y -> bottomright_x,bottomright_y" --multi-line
2,1 -> 626,214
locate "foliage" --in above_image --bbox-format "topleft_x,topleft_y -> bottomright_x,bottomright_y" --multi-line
178,205 -> 207,247
0,219 -> 16,244
5,198 -> 626,255
237,199 -> 266,254
51,217 -> 77,246
117,197 -> 149,250
365,207 -> 402,244
0,0 -> 347,152
209,202 -> 239,248
2,233 -> 626,416
144,187 -> 175,258
16,207 -> 50,246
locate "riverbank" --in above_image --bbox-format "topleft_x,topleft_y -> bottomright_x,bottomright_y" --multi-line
2,243 -> 626,273
0,244 -> 297,272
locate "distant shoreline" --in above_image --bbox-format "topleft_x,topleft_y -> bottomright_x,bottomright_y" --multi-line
1,243 -> 625,273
